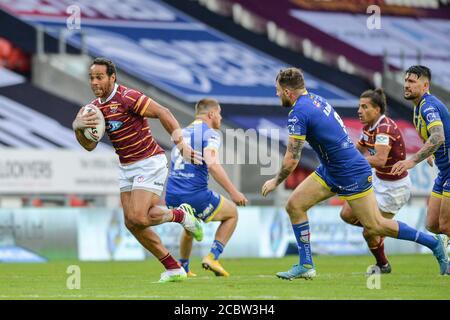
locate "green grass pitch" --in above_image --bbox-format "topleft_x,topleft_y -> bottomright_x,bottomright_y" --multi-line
0,254 -> 448,300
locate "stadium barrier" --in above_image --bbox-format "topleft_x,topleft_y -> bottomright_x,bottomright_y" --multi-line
0,205 -> 444,262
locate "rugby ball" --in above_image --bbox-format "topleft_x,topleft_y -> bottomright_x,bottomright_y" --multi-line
82,104 -> 105,142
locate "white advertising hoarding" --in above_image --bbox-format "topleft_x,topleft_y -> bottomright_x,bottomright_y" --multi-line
76,207 -> 292,260
77,209 -> 145,261
1,206 -> 442,262
0,149 -> 119,194
76,206 -> 438,260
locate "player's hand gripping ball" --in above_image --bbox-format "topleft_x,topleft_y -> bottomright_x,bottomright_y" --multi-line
82,104 -> 105,142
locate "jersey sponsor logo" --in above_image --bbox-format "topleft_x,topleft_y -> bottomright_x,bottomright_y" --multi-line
443,179 -> 450,189
340,141 -> 350,149
339,182 -> 360,192
106,120 -> 123,133
375,134 -> 390,145
422,106 -> 435,113
197,203 -> 214,220
153,181 -> 164,187
203,203 -> 214,216
288,116 -> 299,124
287,116 -> 299,135
209,134 -> 219,141
287,125 -> 297,135
426,112 -> 439,123
207,134 -> 220,146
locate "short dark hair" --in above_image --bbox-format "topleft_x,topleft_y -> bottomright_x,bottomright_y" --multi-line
195,98 -> 219,115
405,65 -> 431,82
276,67 -> 305,90
360,88 -> 387,114
91,57 -> 117,80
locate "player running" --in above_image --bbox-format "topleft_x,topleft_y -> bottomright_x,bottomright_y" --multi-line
261,67 -> 448,280
340,88 -> 411,274
392,65 -> 450,274
72,57 -> 203,283
165,98 -> 248,277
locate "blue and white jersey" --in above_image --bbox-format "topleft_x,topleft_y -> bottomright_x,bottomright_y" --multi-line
288,91 -> 367,175
166,120 -> 221,195
413,92 -> 450,174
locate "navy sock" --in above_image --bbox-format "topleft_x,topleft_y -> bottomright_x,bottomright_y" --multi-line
179,259 -> 189,272
292,221 -> 314,268
210,240 -> 224,260
397,221 -> 438,250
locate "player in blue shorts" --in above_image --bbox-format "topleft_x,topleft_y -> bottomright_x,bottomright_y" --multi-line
165,98 -> 248,277
262,67 -> 448,279
391,65 -> 450,274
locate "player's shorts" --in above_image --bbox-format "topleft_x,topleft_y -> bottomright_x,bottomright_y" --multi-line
165,189 -> 224,222
313,164 -> 373,200
431,170 -> 450,198
118,154 -> 168,196
372,173 -> 411,214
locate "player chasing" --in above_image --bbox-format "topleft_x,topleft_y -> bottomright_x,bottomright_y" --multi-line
165,98 -> 248,277
340,88 -> 411,274
72,57 -> 204,283
391,65 -> 450,274
261,67 -> 448,280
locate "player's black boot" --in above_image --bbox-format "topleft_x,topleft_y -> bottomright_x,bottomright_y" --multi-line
366,262 -> 391,275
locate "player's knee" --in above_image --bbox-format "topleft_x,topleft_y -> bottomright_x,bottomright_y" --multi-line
222,202 -> 238,222
340,210 -> 354,224
231,204 -> 238,220
285,199 -> 306,218
439,223 -> 450,236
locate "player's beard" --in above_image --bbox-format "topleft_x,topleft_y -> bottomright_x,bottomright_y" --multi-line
280,96 -> 292,108
93,80 -> 114,99
404,90 -> 418,100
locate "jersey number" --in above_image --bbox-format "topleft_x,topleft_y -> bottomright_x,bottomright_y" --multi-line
173,136 -> 191,170
323,103 -> 348,134
173,148 -> 185,171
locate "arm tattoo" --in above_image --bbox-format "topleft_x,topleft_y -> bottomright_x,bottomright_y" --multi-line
412,125 -> 444,164
288,138 -> 305,160
275,139 -> 304,185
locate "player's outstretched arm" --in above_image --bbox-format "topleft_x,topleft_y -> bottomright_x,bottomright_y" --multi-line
204,148 -> 248,206
143,100 -> 202,164
72,107 -> 99,151
391,124 -> 444,175
261,137 -> 304,197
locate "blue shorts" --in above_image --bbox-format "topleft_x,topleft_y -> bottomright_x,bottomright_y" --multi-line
313,164 -> 373,200
432,170 -> 450,198
165,189 -> 224,222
